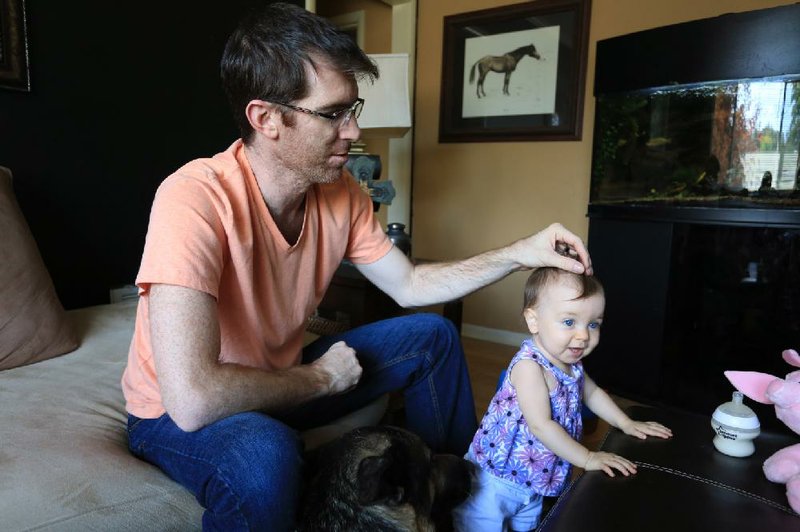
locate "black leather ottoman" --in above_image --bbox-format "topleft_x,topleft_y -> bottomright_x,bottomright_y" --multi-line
537,405 -> 800,531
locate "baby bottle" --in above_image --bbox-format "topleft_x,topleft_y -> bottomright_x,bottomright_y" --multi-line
711,391 -> 760,457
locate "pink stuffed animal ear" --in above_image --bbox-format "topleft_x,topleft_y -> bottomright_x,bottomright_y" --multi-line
783,349 -> 800,368
724,371 -> 779,405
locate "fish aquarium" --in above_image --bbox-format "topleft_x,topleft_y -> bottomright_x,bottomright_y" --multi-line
583,3 -> 800,431
590,76 -> 800,209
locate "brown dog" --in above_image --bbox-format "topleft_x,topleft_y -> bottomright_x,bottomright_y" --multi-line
297,425 -> 473,531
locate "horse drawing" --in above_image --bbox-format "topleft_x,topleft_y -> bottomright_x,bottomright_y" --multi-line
468,44 -> 541,98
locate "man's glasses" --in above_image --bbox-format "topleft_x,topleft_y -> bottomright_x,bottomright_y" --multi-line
270,98 -> 364,129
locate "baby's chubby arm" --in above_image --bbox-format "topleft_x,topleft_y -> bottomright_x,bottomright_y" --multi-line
512,360 -> 636,477
583,374 -> 672,440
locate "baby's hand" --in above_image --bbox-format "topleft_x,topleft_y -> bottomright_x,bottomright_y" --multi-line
584,451 -> 637,477
620,420 -> 672,440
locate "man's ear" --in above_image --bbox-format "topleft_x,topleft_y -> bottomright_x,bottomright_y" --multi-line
523,308 -> 539,334
245,100 -> 280,139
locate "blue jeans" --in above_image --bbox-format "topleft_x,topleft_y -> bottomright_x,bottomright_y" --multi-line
127,313 -> 477,531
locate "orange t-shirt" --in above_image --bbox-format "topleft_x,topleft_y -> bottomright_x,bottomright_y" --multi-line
121,140 -> 392,418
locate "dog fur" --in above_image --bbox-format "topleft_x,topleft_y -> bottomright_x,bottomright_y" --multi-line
297,425 -> 473,531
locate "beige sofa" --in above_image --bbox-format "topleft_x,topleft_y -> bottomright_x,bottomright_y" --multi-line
1,300 -> 205,530
0,167 -> 385,530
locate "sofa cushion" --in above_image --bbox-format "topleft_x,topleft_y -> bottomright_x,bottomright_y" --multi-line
0,301 -> 387,530
0,166 -> 78,370
0,301 -> 203,530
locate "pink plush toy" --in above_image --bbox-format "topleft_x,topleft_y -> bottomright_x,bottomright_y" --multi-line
725,349 -> 800,514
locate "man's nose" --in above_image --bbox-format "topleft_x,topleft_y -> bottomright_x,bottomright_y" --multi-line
340,116 -> 361,140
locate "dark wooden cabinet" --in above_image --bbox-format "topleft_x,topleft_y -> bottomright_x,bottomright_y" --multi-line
584,212 -> 800,432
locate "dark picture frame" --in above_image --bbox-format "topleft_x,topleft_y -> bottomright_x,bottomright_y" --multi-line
439,0 -> 591,143
0,0 -> 30,91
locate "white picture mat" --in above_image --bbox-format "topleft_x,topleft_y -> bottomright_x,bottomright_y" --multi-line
461,26 -> 560,118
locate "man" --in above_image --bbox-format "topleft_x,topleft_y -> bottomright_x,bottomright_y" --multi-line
121,3 -> 593,530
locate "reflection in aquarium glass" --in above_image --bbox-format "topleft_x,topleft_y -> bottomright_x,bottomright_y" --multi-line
591,77 -> 800,207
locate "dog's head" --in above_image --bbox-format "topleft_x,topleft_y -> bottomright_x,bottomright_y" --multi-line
299,426 -> 473,531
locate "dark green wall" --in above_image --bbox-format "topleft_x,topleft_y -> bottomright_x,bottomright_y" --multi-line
0,1 -> 301,309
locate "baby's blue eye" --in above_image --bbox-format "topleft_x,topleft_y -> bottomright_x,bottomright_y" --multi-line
589,321 -> 601,330
563,319 -> 575,327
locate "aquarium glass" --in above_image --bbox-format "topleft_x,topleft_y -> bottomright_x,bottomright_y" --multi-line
591,77 -> 800,207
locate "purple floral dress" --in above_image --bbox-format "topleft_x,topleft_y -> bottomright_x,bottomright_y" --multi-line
468,339 -> 584,496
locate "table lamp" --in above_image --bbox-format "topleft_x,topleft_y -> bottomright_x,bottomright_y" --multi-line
347,53 -> 412,209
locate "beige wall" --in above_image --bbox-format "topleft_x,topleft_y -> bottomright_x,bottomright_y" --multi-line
413,0 -> 793,338
317,0 -> 392,52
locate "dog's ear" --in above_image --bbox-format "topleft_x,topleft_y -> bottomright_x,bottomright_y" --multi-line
356,455 -> 405,506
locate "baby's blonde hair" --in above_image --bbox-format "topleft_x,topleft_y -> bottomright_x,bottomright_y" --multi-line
523,268 -> 604,311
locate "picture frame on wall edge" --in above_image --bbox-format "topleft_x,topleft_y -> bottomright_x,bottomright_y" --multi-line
439,0 -> 591,143
0,0 -> 30,92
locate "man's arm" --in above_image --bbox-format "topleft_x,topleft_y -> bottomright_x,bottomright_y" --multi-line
149,284 -> 362,431
356,222 -> 593,308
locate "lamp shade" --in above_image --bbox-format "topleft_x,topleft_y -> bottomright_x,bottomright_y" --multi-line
357,53 -> 411,138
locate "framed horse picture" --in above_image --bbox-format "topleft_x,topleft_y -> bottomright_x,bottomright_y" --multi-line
439,0 -> 591,142
0,0 -> 30,91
